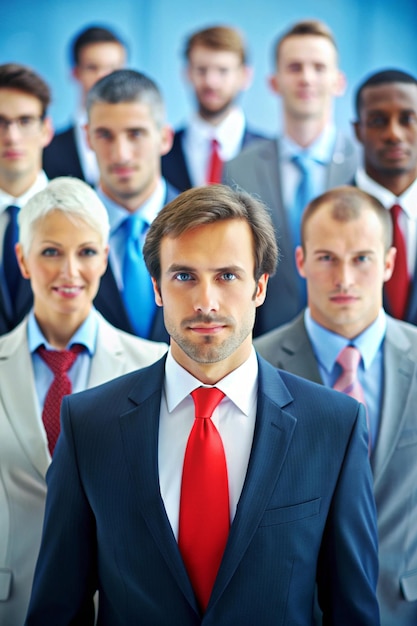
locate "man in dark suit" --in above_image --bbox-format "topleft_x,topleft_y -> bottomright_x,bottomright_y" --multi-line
85,69 -> 178,342
162,25 -> 266,191
0,63 -> 53,336
224,20 -> 358,336
26,185 -> 379,625
255,185 -> 417,624
352,69 -> 417,326
43,25 -> 127,185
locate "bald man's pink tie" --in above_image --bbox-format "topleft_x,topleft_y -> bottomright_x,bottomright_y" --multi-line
333,346 -> 371,454
179,386 -> 229,612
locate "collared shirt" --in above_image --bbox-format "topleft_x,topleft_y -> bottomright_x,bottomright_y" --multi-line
73,108 -> 100,186
279,125 -> 337,211
28,308 -> 98,423
159,347 -> 258,539
97,178 -> 166,289
304,308 -> 386,447
0,170 -> 48,259
183,107 -> 246,186
355,168 -> 417,277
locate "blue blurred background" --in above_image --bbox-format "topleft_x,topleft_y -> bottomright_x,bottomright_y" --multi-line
2,0 -> 417,137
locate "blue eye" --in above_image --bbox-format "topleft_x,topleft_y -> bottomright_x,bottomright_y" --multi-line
175,272 -> 192,282
41,247 -> 59,257
80,248 -> 98,257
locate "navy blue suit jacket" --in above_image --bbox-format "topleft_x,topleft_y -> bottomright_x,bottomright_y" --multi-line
42,126 -> 86,182
93,182 -> 178,343
26,355 -> 379,625
161,126 -> 266,192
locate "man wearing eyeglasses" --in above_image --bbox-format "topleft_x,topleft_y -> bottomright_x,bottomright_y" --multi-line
0,63 -> 53,335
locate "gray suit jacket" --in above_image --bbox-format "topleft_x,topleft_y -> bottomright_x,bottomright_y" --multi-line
254,312 -> 417,625
0,313 -> 167,626
224,133 -> 358,336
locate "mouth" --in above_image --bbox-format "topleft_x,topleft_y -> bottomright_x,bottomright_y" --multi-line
329,294 -> 359,304
53,286 -> 83,297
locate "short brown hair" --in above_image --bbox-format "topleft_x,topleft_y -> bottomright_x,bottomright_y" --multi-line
0,63 -> 51,117
144,184 -> 278,284
185,26 -> 247,65
273,19 -> 338,67
301,185 -> 393,251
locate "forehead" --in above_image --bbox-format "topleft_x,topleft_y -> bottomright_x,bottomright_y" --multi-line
188,45 -> 242,67
0,88 -> 43,115
160,219 -> 255,268
305,204 -> 384,246
32,210 -> 99,239
89,100 -> 155,128
78,41 -> 126,65
360,82 -> 417,113
278,35 -> 337,66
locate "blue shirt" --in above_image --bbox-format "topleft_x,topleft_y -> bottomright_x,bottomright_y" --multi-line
280,125 -> 337,211
28,308 -> 98,413
304,308 -> 386,447
97,179 -> 167,289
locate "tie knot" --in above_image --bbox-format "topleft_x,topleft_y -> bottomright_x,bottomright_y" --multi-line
38,344 -> 84,376
336,345 -> 361,373
292,153 -> 313,173
124,214 -> 146,240
390,203 -> 403,220
191,387 -> 225,419
6,204 -> 19,219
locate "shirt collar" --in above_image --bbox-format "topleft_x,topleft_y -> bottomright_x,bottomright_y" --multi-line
27,308 -> 99,355
97,178 -> 167,233
280,124 -> 336,165
304,307 -> 386,373
187,107 -> 245,154
355,167 -> 417,219
0,171 -> 48,213
164,346 -> 258,416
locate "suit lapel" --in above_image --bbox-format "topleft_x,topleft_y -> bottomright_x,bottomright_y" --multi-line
372,319 -> 415,483
0,320 -> 49,477
118,359 -> 198,610
276,314 -> 323,383
327,132 -> 358,188
209,357 -> 297,608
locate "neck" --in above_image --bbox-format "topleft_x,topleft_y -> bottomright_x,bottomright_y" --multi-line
0,171 -> 38,198
365,165 -> 417,197
101,178 -> 159,213
34,311 -> 88,350
198,104 -> 234,127
284,115 -> 328,148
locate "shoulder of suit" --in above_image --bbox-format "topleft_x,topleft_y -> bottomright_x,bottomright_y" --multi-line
96,313 -> 168,358
385,315 -> 417,353
0,317 -> 28,358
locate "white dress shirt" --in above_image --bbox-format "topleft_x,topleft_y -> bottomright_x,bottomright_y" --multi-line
355,168 -> 417,277
183,107 -> 246,186
159,347 -> 258,539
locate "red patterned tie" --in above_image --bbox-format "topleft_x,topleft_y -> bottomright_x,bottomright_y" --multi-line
179,387 -> 229,611
37,345 -> 84,455
385,204 -> 410,319
206,138 -> 223,183
333,346 -> 371,454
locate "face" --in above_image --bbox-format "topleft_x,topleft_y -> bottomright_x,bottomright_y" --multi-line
153,219 -> 268,383
296,203 -> 395,339
16,210 -> 108,328
73,42 -> 126,100
354,83 -> 417,182
187,46 -> 250,120
87,101 -> 172,212
270,35 -> 344,122
0,88 -> 52,192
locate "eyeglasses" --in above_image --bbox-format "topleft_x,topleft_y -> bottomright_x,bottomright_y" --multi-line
0,115 -> 43,136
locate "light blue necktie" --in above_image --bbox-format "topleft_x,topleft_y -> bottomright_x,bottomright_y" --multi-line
122,214 -> 155,338
291,155 -> 315,247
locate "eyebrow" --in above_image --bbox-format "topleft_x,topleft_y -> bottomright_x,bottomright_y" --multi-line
166,263 -> 247,274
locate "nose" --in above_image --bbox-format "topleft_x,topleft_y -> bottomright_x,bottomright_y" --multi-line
3,121 -> 21,142
111,135 -> 131,162
384,117 -> 403,143
193,280 -> 219,315
59,254 -> 80,279
334,261 -> 355,290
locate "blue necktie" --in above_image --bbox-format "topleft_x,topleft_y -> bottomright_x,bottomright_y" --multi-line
291,155 -> 314,247
122,214 -> 155,338
3,205 -> 21,304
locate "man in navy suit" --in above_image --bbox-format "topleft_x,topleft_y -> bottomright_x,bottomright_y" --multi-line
43,25 -> 127,185
86,69 -> 178,342
162,25 -> 266,191
26,185 -> 379,625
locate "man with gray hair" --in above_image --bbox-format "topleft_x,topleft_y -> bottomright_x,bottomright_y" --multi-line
86,69 -> 178,342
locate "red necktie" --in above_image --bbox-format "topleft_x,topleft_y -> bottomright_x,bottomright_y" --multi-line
179,387 -> 229,611
37,345 -> 84,455
206,138 -> 223,184
333,346 -> 371,454
385,204 -> 410,319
